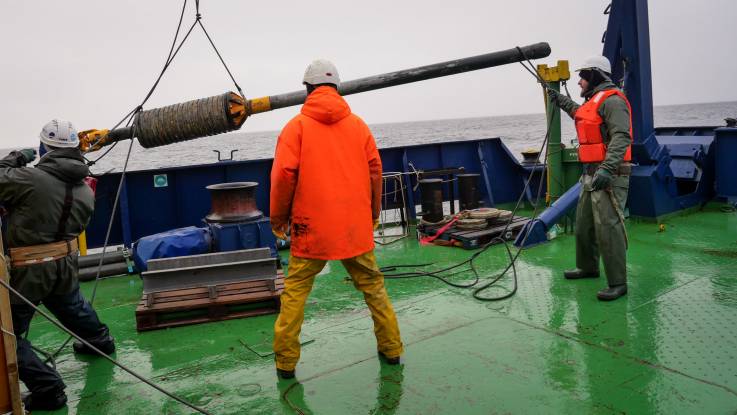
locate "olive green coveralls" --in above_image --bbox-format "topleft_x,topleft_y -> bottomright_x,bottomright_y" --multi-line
554,80 -> 632,287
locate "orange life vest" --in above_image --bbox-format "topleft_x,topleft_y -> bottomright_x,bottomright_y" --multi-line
574,89 -> 633,163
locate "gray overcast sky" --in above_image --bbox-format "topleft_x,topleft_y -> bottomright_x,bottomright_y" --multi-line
1,1 -> 735,148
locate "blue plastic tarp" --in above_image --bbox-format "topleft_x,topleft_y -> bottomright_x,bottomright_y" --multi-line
132,226 -> 211,271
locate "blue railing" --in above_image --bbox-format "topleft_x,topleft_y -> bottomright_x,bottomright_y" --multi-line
86,137 -> 540,248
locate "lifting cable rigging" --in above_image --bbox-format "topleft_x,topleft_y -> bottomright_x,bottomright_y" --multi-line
9,1 -> 247,413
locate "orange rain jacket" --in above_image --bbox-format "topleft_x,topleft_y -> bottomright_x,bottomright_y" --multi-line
270,86 -> 382,260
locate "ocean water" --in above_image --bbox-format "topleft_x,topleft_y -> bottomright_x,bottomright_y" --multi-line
15,101 -> 737,174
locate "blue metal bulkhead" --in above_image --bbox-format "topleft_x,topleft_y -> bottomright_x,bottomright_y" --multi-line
86,138 -> 534,249
715,127 -> 737,204
628,132 -> 716,218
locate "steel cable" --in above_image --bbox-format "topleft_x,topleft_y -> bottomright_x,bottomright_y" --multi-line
0,278 -> 213,415
20,1 -> 217,413
46,0 -> 196,360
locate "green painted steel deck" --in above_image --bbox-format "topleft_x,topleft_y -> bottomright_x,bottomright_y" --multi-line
28,204 -> 737,414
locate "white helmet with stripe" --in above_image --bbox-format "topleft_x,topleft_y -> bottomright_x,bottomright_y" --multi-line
39,119 -> 79,148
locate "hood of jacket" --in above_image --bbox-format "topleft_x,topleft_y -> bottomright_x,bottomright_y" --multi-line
583,79 -> 618,101
36,147 -> 90,184
301,86 -> 352,125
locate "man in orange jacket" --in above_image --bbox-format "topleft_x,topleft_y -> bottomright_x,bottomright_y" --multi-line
270,59 -> 403,379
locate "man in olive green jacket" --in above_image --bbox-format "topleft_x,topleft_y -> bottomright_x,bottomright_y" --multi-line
0,119 -> 114,411
547,56 -> 632,301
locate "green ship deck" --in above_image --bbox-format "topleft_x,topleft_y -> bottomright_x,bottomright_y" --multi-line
28,204 -> 737,414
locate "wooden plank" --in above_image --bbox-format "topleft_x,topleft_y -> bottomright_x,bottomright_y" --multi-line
135,275 -> 284,331
0,240 -> 24,414
137,288 -> 282,313
143,275 -> 283,300
138,282 -> 285,306
136,302 -> 279,331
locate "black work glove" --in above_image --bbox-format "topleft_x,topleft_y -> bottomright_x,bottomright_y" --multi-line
19,148 -> 37,164
591,168 -> 613,191
11,148 -> 37,166
546,88 -> 562,106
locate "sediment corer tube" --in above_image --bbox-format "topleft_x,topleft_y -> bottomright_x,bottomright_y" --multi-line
109,92 -> 247,149
106,42 -> 550,148
135,92 -> 247,148
266,42 -> 552,112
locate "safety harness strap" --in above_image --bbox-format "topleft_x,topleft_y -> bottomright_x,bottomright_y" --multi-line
55,183 -> 75,242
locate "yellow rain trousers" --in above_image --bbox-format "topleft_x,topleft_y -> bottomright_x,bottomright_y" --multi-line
273,251 -> 403,371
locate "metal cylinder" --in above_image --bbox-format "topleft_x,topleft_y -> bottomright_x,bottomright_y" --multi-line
205,182 -> 263,223
521,149 -> 542,165
113,92 -> 247,148
457,173 -> 480,211
419,179 -> 444,223
266,42 -> 551,111
78,262 -> 131,282
77,250 -> 126,269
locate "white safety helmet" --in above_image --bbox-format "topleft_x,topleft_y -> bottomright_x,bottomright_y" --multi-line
302,59 -> 340,86
576,55 -> 612,75
39,119 -> 79,148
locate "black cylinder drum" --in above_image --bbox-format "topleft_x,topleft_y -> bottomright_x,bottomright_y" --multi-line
457,173 -> 480,211
205,182 -> 263,223
419,179 -> 444,223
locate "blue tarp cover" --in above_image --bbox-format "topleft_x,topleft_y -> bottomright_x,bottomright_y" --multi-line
132,226 -> 211,271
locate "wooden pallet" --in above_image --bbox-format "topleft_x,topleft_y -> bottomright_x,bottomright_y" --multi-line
419,216 -> 530,249
135,271 -> 284,331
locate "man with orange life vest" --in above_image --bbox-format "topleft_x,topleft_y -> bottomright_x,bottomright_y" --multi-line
270,59 -> 403,379
547,55 -> 632,301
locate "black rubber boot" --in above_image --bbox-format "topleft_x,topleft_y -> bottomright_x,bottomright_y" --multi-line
378,351 -> 400,365
276,368 -> 295,379
597,284 -> 628,301
563,268 -> 600,280
73,335 -> 116,356
22,389 -> 68,411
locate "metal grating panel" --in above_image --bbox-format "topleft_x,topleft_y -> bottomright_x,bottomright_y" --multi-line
142,248 -> 276,294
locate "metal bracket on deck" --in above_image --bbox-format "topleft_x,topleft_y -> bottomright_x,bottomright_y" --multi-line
208,285 -> 218,300
145,293 -> 155,308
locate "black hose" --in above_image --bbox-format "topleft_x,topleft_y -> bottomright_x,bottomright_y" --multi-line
383,53 -> 555,301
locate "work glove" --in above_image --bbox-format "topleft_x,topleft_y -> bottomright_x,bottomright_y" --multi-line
19,148 -> 37,164
373,218 -> 380,230
591,168 -> 613,191
272,223 -> 288,241
546,88 -> 562,106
